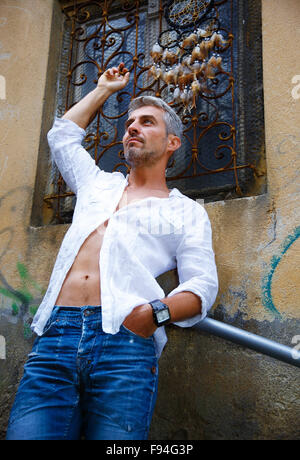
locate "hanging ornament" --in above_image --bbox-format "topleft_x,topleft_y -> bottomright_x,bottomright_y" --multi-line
149,0 -> 228,113
181,32 -> 198,50
162,48 -> 179,66
165,0 -> 214,32
150,42 -> 163,63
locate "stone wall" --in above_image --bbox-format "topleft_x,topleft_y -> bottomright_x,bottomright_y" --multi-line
0,0 -> 299,440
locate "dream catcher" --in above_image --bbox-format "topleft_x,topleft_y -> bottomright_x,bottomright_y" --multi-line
150,0 -> 228,113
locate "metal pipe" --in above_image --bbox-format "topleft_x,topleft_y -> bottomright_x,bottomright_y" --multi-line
193,317 -> 300,368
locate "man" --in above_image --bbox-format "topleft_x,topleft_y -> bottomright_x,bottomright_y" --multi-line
6,63 -> 218,440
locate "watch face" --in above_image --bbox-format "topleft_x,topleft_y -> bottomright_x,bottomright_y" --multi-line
157,308 -> 170,323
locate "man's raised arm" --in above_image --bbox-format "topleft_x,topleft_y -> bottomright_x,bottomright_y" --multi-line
62,63 -> 130,130
47,63 -> 130,194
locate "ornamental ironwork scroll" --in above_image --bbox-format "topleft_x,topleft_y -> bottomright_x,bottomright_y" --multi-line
44,0 -> 260,224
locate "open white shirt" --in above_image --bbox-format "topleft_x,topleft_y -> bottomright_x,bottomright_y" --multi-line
31,117 -> 218,357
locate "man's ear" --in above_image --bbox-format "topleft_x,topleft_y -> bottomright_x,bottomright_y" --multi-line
167,134 -> 181,153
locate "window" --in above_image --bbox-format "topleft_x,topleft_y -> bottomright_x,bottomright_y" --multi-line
41,0 -> 265,224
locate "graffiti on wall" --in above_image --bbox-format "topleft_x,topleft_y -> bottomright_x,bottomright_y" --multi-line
0,262 -> 44,337
0,186 -> 45,338
262,226 -> 300,317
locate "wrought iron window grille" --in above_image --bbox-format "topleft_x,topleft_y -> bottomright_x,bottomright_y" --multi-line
43,0 -> 265,224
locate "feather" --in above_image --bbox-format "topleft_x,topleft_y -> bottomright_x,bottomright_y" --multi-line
163,68 -> 177,85
191,45 -> 201,63
216,56 -> 223,70
205,62 -> 215,79
191,79 -> 201,108
149,64 -> 162,80
150,42 -> 163,63
200,41 -> 209,60
197,27 -> 209,38
215,33 -> 227,47
162,49 -> 179,65
178,69 -> 194,89
182,55 -> 192,68
182,32 -> 198,49
205,37 -> 214,52
173,85 -> 181,102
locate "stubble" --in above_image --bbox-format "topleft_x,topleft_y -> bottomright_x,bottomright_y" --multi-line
124,138 -> 168,168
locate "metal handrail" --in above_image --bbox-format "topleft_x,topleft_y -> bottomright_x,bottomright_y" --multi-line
194,317 -> 300,368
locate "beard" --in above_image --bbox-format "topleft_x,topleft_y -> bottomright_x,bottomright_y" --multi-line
124,138 -> 168,168
124,147 -> 158,168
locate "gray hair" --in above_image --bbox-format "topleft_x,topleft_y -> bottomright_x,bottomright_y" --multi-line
128,95 -> 183,142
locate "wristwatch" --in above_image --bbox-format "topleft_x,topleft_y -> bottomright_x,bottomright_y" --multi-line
149,299 -> 171,327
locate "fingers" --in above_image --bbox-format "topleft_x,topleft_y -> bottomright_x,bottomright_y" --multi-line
105,67 -> 117,79
105,63 -> 129,79
118,62 -> 129,75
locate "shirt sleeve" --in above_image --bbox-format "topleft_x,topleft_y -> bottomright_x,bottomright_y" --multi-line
47,117 -> 103,194
167,201 -> 219,327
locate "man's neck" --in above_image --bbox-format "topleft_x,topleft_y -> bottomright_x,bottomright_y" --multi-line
127,168 -> 169,193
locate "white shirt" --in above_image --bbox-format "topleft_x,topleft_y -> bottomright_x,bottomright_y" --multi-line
31,117 -> 219,357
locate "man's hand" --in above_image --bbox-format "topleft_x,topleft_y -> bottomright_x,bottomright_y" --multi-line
62,62 -> 130,129
122,303 -> 157,339
98,62 -> 130,95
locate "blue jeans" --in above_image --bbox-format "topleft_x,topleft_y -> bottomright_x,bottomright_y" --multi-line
6,306 -> 158,440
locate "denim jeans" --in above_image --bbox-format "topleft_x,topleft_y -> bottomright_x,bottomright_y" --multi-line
6,306 -> 158,440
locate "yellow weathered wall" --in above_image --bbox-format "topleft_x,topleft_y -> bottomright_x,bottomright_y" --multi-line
259,0 -> 300,319
0,0 -> 52,282
0,0 -> 299,440
0,0 -> 61,439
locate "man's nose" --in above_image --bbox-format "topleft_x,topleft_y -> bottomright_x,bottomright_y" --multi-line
128,121 -> 140,135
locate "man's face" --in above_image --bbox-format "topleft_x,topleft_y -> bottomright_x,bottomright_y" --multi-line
122,105 -> 169,168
